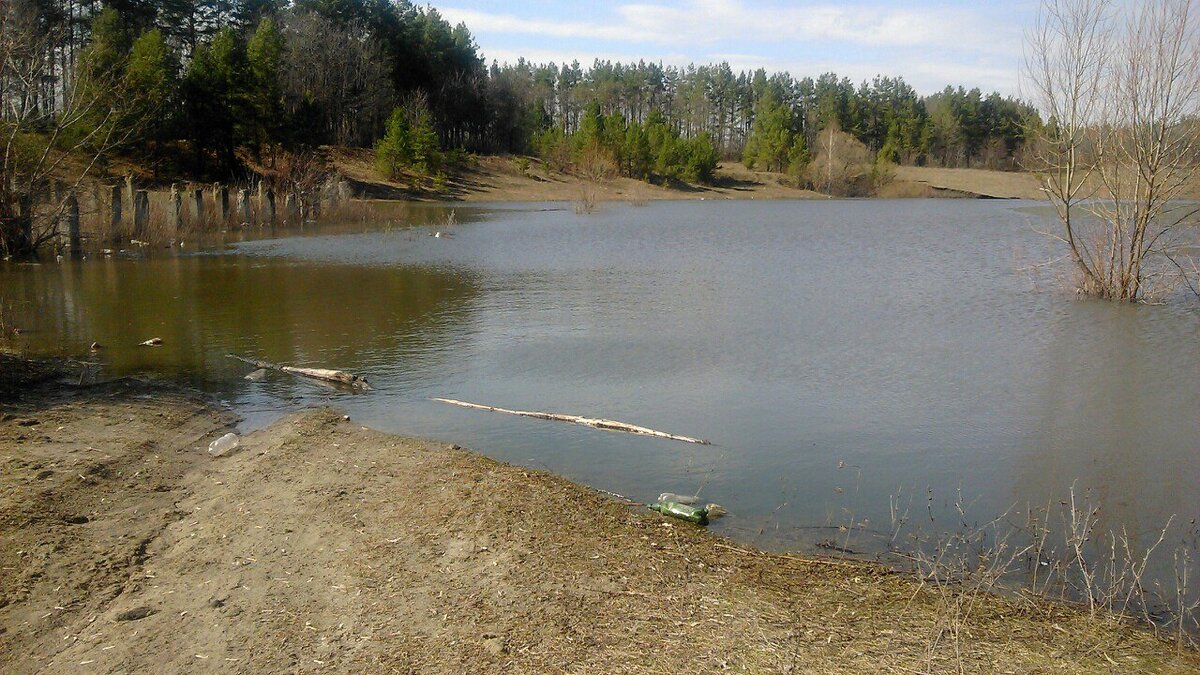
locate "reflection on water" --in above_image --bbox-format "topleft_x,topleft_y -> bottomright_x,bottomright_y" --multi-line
3,199 -> 1198,592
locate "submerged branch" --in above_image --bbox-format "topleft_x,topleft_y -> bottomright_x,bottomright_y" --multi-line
431,397 -> 711,445
227,354 -> 370,390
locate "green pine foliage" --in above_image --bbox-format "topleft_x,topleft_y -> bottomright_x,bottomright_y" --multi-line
375,108 -> 412,180
246,17 -> 285,150
374,98 -> 441,180
529,101 -> 721,186
16,0 -> 1042,183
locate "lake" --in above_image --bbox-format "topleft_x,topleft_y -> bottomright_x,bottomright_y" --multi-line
4,198 -> 1198,591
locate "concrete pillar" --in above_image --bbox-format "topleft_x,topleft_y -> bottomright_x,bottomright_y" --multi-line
168,184 -> 182,233
124,176 -> 135,226
133,190 -> 149,236
263,189 -> 276,225
214,184 -> 230,223
284,193 -> 298,224
65,192 -> 81,255
237,189 -> 252,225
191,188 -> 204,224
109,184 -> 122,236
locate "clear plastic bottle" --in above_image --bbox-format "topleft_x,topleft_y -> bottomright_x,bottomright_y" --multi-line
657,492 -> 699,505
207,432 -> 239,457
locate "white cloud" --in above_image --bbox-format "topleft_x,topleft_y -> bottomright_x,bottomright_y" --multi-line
447,1 -> 1024,95
443,1 -> 1022,55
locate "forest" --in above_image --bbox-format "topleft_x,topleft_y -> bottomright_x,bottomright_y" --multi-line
2,0 -> 1043,234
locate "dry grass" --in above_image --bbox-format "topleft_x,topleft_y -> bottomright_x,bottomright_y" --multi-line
576,184 -> 600,214
893,166 -> 1046,200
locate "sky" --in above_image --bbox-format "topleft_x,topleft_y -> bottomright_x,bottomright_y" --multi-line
438,0 -> 1041,97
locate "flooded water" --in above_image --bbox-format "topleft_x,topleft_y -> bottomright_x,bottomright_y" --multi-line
4,199 -> 1199,585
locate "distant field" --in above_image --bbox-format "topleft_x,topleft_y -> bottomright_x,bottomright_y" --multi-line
893,165 -> 1046,200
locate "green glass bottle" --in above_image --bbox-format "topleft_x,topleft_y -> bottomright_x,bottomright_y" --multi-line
649,501 -> 709,525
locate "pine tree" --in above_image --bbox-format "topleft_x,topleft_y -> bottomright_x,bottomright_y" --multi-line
247,17 -> 284,150
124,30 -> 177,144
375,107 -> 412,180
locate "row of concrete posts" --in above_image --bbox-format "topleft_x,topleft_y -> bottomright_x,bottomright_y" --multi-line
59,176 -> 350,253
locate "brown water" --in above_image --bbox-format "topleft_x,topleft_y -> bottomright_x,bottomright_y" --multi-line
4,198 -> 1198,594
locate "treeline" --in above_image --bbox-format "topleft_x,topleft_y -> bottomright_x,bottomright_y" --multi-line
491,61 -> 1040,174
8,0 -> 487,177
8,0 -> 1040,185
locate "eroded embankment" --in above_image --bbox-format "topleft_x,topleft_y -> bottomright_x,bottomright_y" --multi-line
1,358 -> 1195,673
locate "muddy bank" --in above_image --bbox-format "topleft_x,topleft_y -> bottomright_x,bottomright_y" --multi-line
1,358 -> 1195,673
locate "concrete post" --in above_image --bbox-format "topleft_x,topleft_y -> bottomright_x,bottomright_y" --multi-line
65,192 -> 81,255
263,189 -> 276,225
109,184 -> 122,237
214,184 -> 230,223
284,193 -> 298,224
190,188 -> 204,225
124,176 -> 135,226
168,184 -> 182,233
133,190 -> 150,236
237,189 -> 252,225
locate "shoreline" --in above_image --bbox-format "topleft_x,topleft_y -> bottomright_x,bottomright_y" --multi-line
331,152 -> 1050,204
1,355 -> 1195,672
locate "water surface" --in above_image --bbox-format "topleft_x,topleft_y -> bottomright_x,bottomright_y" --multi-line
5,199 -> 1198,578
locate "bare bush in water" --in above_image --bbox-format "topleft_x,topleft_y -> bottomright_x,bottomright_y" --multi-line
886,484 -> 1198,653
1024,0 -> 1200,302
576,184 -> 599,214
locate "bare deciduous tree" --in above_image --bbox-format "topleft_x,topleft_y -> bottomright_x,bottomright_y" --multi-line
1024,0 -> 1200,302
1,0 -> 136,257
281,14 -> 395,148
808,123 -> 872,197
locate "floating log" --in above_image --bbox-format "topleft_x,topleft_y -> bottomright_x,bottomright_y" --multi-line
431,398 -> 710,445
228,354 -> 370,390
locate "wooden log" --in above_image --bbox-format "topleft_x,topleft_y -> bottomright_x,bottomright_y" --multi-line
227,354 -> 370,390
430,398 -> 711,445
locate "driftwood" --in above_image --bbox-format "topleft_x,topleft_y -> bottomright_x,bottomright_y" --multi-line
227,354 -> 370,390
431,398 -> 710,445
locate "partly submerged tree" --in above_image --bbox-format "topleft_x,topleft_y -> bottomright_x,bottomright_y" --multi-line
1024,0 -> 1200,301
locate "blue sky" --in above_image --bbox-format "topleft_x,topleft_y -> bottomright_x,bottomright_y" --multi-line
439,0 -> 1039,96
